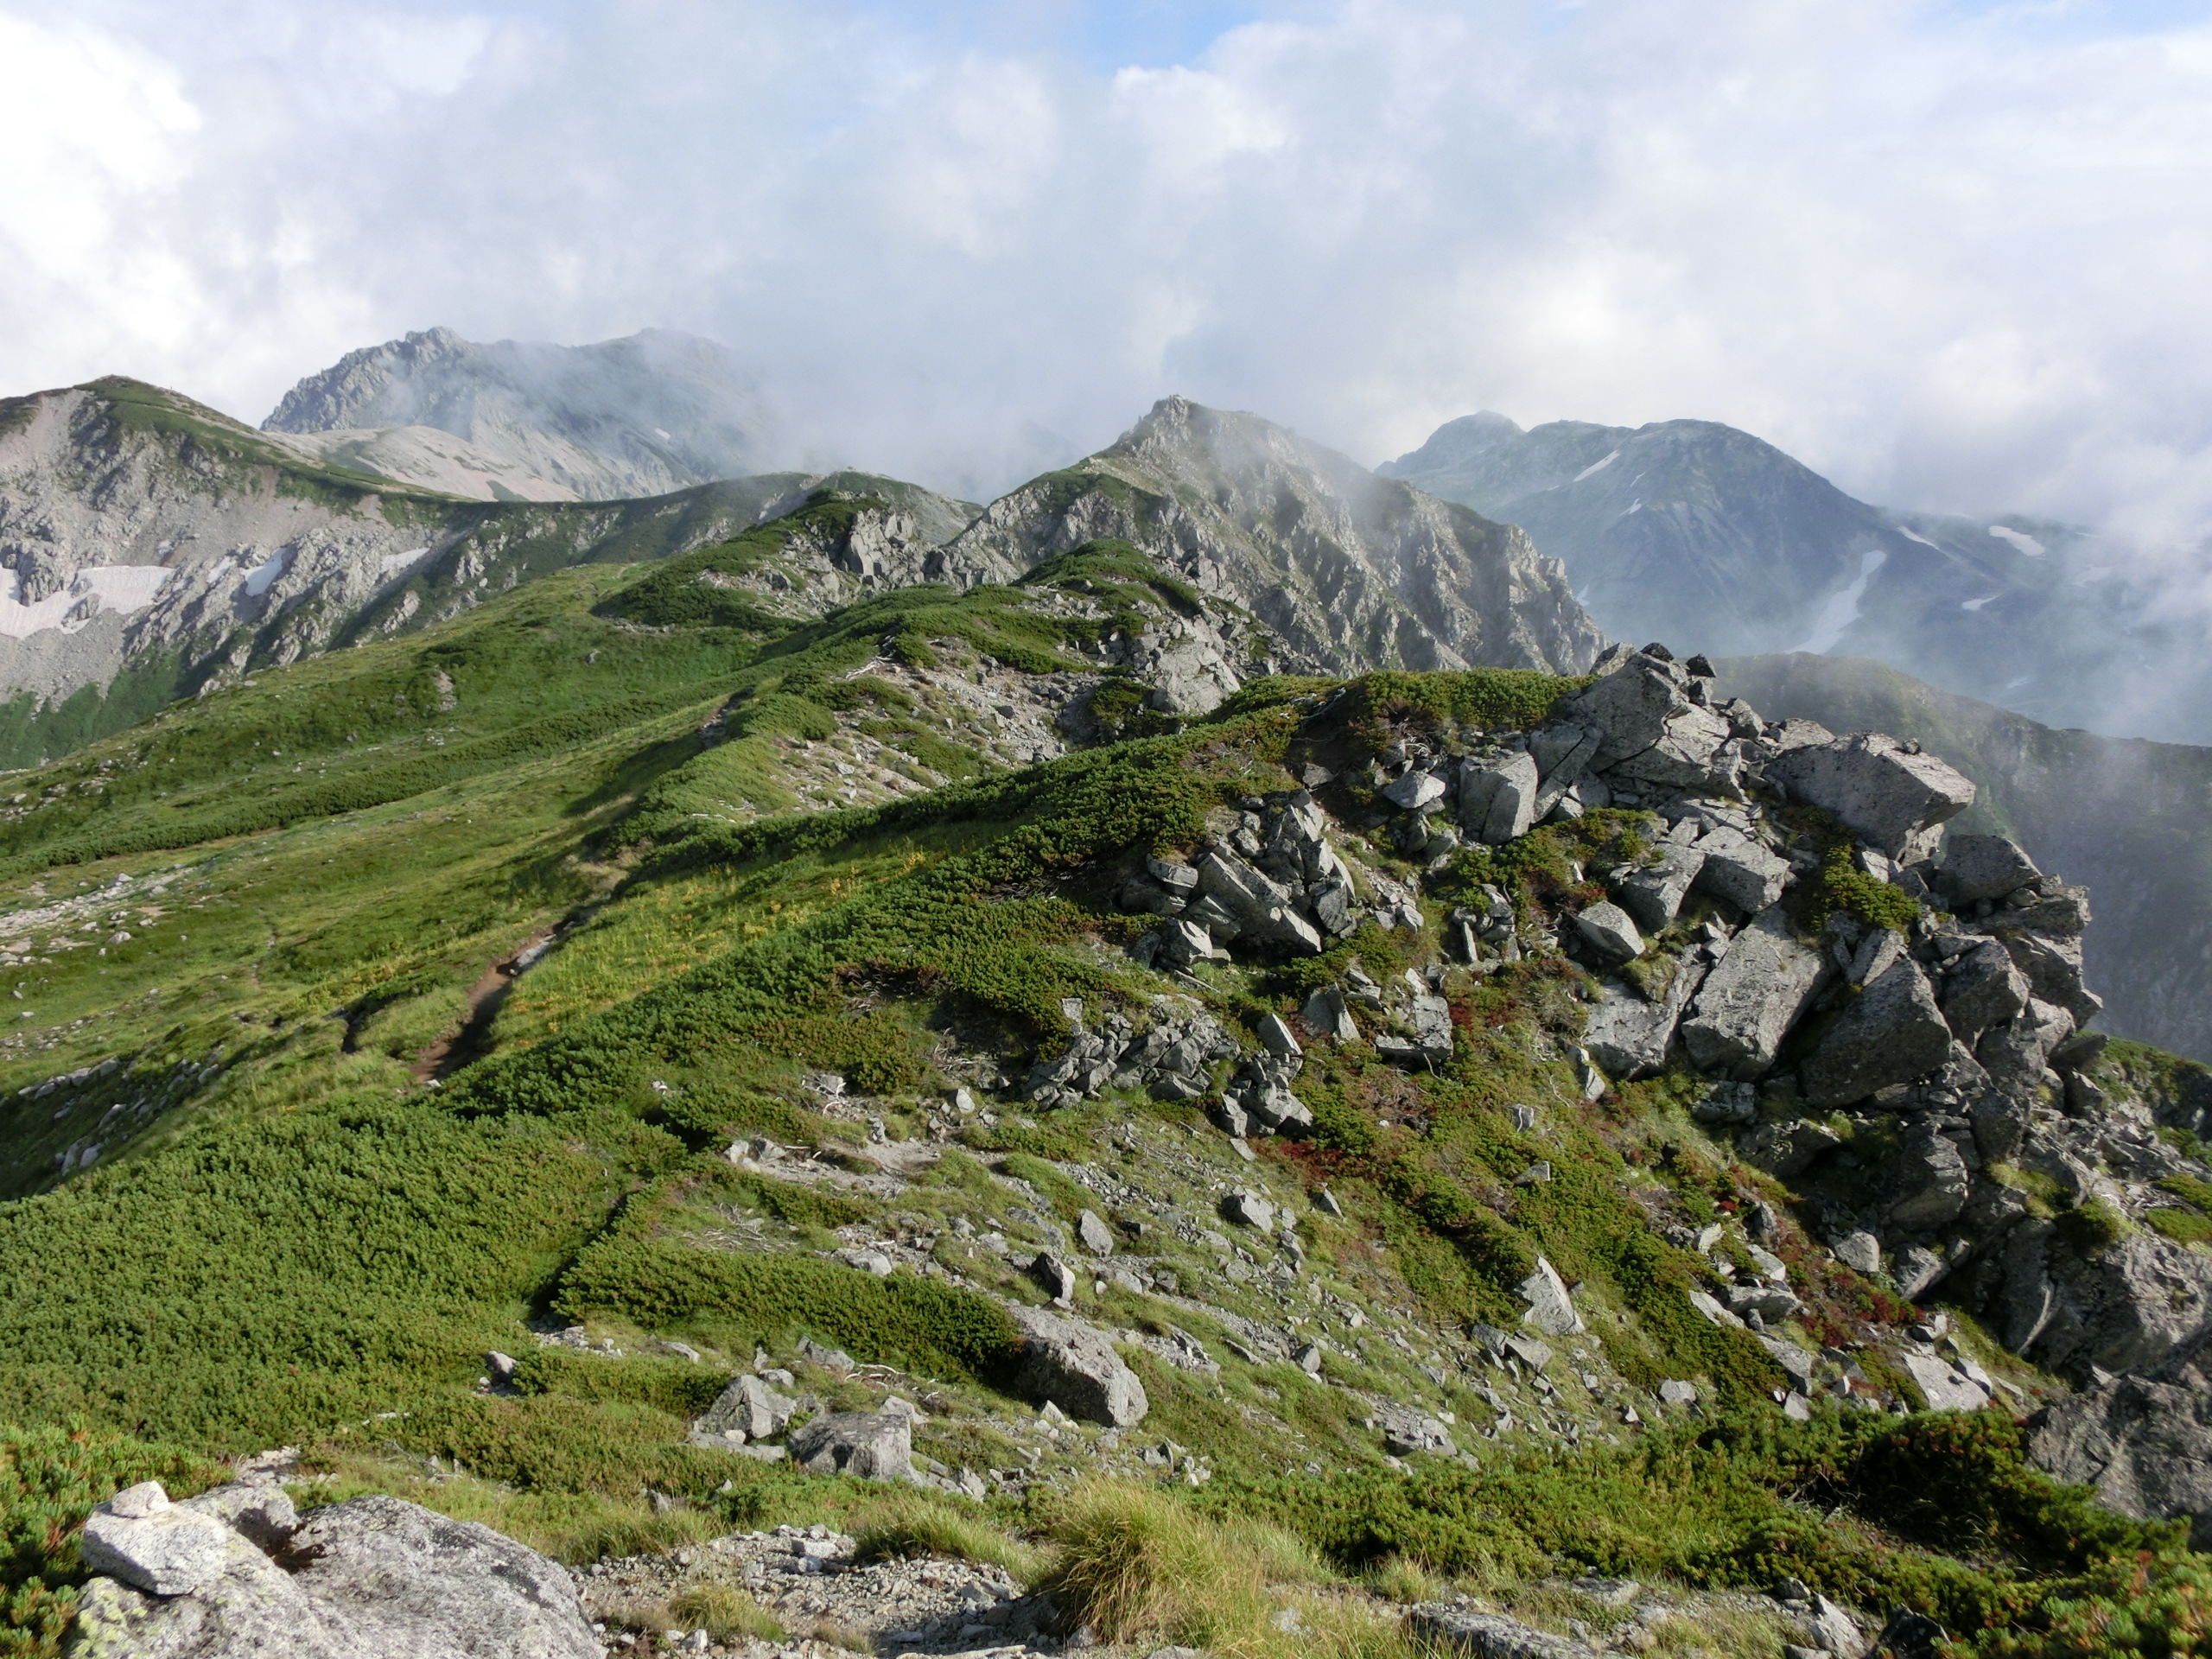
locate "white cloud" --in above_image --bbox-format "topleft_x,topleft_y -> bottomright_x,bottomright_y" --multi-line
4,0 -> 2212,557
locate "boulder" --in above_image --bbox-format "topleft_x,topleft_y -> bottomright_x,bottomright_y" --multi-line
1681,906 -> 1832,1078
1517,1256 -> 1586,1337
1899,1351 -> 1992,1413
1834,1231 -> 1882,1275
180,1482 -> 299,1554
691,1373 -> 798,1445
1573,901 -> 1644,964
1798,1594 -> 1862,1657
1893,1256 -> 1946,1309
1195,851 -> 1320,954
1999,931 -> 2104,1027
1737,1119 -> 1841,1179
1147,855 -> 1200,893
71,1535 -> 346,1659
1529,721 -> 1603,786
2005,883 -> 2092,938
1381,769 -> 1447,811
788,1411 -> 914,1481
1767,734 -> 1976,861
1800,957 -> 1953,1107
1941,941 -> 2031,1046
79,1487 -> 231,1598
1581,957 -> 1710,1081
1077,1210 -> 1116,1256
1311,878 -> 1358,938
1459,752 -> 1541,845
1939,834 -> 2041,904
1008,1306 -> 1149,1427
1372,1402 -> 1456,1457
1564,653 -> 1733,789
1028,1252 -> 1078,1303
1611,843 -> 1705,934
1153,918 -> 1224,968
1378,990 -> 1458,1069
1767,716 -> 1835,752
1690,829 -> 1791,914
1888,1124 -> 1973,1232
1529,723 -> 1604,816
1302,984 -> 1359,1043
1979,999 -> 2076,1096
1255,1013 -> 1301,1056
2027,1374 -> 2212,1548
1224,1190 -> 1276,1230
288,1496 -> 598,1657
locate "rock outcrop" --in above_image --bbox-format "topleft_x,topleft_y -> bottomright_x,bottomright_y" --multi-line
68,1483 -> 599,1658
1007,1306 -> 1150,1427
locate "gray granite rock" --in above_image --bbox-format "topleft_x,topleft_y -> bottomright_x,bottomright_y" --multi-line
1008,1306 -> 1148,1427
1573,901 -> 1644,964
2029,1373 -> 2212,1548
1939,833 -> 2041,904
1801,957 -> 1952,1107
789,1411 -> 915,1481
1767,733 -> 1976,861
1681,905 -> 1831,1078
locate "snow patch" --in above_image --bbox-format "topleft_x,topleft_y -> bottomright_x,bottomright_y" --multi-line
1793,549 -> 1889,653
1989,525 -> 2046,556
1897,526 -> 1940,550
1961,594 -> 1999,612
1621,499 -> 1643,517
242,550 -> 288,597
205,559 -> 234,585
378,547 -> 429,579
0,565 -> 171,639
1573,448 -> 1621,484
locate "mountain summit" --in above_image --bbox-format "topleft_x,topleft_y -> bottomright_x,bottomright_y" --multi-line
949,397 -> 1606,677
264,327 -> 773,501
1385,411 -> 2211,743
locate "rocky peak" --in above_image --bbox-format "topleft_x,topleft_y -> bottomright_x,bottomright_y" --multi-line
944,397 -> 1606,679
261,327 -> 774,502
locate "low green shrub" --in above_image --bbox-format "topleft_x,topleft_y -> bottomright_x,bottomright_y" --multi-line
554,1236 -> 1020,1382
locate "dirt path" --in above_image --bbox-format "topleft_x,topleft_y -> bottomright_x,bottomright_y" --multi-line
414,934 -> 549,1082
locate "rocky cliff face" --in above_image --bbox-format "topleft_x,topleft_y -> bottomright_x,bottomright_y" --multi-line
0,377 -> 981,765
0,379 -> 482,745
1385,412 -> 2212,745
948,397 -> 1606,677
264,327 -> 774,502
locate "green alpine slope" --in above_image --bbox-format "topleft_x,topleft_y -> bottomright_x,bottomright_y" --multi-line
0,526 -> 2203,1658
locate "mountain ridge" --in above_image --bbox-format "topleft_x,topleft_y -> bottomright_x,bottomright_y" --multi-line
1386,410 -> 2210,744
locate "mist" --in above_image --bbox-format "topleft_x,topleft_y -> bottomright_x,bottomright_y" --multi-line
6,1 -> 2212,548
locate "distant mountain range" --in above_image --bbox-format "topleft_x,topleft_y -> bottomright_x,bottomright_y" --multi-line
1384,412 -> 2212,746
0,378 -> 1601,774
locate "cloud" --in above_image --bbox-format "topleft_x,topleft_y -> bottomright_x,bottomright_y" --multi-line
5,0 -> 2212,543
